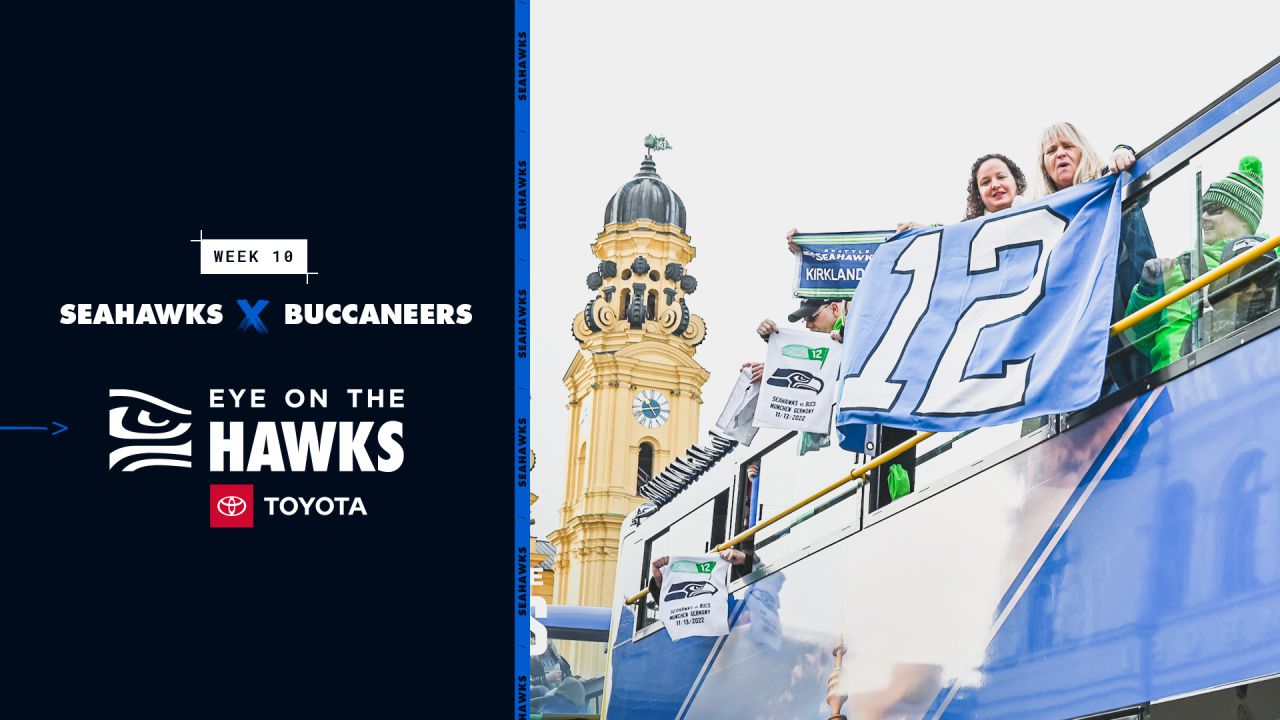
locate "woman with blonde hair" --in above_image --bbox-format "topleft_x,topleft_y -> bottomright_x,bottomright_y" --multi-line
1036,121 -> 1135,196
1035,121 -> 1152,389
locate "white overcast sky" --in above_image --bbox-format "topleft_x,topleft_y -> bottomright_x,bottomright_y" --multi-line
530,1 -> 1279,532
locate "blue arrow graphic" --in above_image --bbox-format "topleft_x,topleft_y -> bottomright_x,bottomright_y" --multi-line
0,421 -> 68,436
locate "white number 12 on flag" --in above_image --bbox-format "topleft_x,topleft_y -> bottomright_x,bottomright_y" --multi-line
840,208 -> 1068,416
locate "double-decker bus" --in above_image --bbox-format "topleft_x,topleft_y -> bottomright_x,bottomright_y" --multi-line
601,58 -> 1280,720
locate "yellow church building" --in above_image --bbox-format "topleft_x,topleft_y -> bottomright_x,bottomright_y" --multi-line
548,145 -> 709,621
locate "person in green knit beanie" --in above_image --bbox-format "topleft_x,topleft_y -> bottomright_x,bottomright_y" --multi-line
1126,155 -> 1268,371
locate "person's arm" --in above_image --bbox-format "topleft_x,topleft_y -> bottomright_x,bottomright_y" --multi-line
648,555 -> 670,607
649,551 -> 746,607
786,227 -> 800,254
1125,258 -> 1165,354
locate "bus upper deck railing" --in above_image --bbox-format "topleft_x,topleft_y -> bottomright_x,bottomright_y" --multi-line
625,233 -> 1280,606
1109,234 -> 1280,337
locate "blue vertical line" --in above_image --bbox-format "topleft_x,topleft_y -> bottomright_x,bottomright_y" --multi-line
514,0 -> 531,717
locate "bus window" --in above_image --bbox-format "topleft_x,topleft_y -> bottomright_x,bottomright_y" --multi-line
1146,673 -> 1279,719
637,490 -> 729,632
636,442 -> 654,495
732,428 -> 866,564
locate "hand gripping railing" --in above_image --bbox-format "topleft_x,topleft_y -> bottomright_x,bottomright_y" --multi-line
626,233 -> 1280,606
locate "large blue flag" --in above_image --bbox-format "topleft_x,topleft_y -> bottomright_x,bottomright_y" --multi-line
835,175 -> 1122,433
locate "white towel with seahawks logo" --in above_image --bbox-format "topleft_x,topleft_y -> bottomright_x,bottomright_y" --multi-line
753,328 -> 843,432
659,554 -> 731,640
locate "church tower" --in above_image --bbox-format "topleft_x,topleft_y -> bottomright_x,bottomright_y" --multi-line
549,140 -> 709,614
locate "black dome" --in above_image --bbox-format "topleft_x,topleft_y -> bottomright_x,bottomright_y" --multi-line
603,155 -> 687,230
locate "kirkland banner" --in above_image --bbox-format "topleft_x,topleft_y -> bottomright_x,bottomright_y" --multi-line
792,231 -> 894,298
754,328 -> 843,433
836,175 -> 1123,433
658,555 -> 731,641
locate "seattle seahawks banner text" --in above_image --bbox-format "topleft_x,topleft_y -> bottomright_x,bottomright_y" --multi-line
658,555 -> 730,641
836,175 -> 1123,432
792,231 -> 892,298
754,328 -> 843,433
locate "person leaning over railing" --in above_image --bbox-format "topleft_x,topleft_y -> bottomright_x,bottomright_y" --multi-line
1034,121 -> 1154,390
758,296 -> 848,343
746,295 -> 850,454
644,462 -> 760,608
1126,156 -> 1269,372
742,295 -> 848,385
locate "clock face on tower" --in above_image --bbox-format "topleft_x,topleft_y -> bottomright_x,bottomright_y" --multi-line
632,389 -> 671,429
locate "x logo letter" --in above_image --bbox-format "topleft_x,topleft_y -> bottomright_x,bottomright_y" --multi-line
237,299 -> 270,334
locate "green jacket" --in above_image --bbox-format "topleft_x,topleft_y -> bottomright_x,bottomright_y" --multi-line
1125,241 -> 1227,372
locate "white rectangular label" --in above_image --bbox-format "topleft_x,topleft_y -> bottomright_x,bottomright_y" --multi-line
752,327 -> 843,433
199,239 -> 309,275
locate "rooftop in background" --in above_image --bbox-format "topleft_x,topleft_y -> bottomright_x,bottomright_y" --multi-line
536,539 -> 557,570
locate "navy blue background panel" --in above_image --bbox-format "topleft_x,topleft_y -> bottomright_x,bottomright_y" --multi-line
1,9 -> 510,714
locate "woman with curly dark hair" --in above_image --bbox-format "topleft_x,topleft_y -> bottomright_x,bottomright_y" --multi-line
964,153 -> 1027,220
895,153 -> 1028,231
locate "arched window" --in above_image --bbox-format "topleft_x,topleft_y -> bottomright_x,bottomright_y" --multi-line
636,442 -> 654,495
646,290 -> 657,320
620,289 -> 631,314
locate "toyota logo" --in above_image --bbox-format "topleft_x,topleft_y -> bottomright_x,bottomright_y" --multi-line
217,496 -> 247,517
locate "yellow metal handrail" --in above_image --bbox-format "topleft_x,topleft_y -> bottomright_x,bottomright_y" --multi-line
625,431 -> 933,605
626,233 -> 1280,606
1111,234 -> 1280,336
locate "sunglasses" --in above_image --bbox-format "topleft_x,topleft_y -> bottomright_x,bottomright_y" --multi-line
805,305 -> 831,321
1202,201 -> 1227,216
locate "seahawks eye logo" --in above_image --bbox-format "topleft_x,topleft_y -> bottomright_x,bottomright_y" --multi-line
663,580 -> 718,602
766,368 -> 824,394
108,389 -> 193,471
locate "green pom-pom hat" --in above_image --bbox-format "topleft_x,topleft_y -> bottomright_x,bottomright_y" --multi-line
1204,155 -> 1264,234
